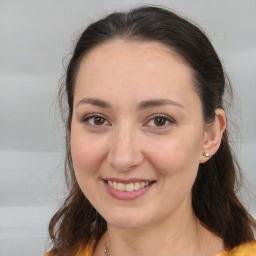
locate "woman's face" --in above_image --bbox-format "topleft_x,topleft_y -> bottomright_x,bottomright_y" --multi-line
71,39 -> 208,229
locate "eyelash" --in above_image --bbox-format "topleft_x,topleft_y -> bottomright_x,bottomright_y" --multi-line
81,113 -> 175,129
81,114 -> 110,128
145,114 -> 175,128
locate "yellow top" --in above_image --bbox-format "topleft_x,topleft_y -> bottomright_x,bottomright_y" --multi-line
76,241 -> 96,256
45,240 -> 256,256
216,241 -> 256,256
44,241 -> 95,256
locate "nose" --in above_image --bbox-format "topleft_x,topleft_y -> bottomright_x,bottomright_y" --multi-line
107,124 -> 144,171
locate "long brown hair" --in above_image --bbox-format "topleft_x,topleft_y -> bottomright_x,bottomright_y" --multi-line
48,6 -> 256,255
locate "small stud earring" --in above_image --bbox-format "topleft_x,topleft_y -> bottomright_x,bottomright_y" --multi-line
202,151 -> 210,157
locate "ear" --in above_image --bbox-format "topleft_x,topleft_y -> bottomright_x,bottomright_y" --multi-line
199,108 -> 227,163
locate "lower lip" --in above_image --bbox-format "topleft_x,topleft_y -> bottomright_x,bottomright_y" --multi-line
103,181 -> 155,200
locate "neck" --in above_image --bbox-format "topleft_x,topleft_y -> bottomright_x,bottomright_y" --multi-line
94,202 -> 223,256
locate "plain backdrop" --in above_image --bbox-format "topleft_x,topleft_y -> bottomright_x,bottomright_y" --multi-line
0,0 -> 255,255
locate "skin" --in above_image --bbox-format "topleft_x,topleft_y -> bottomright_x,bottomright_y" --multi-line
70,39 -> 226,256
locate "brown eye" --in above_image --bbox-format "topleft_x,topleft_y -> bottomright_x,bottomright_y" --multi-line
82,114 -> 110,127
94,116 -> 105,125
146,114 -> 174,129
154,117 -> 167,126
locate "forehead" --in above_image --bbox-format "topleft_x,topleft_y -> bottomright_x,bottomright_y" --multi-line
74,39 -> 198,108
78,39 -> 190,76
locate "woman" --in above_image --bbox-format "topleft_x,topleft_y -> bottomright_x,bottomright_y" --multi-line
45,6 -> 256,256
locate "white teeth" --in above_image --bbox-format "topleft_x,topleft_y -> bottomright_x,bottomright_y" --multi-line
113,181 -> 118,189
117,183 -> 125,191
126,183 -> 134,192
134,182 -> 140,190
107,180 -> 151,192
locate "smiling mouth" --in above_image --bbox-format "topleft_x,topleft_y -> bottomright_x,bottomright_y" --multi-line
105,180 -> 155,192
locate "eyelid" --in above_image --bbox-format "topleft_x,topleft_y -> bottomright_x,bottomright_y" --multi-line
144,113 -> 175,128
80,113 -> 175,129
81,113 -> 111,127
81,113 -> 103,121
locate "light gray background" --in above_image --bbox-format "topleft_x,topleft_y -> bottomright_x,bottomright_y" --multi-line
0,0 -> 255,255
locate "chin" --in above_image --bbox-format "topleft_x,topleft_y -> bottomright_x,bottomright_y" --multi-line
104,210 -> 152,230
109,219 -> 148,230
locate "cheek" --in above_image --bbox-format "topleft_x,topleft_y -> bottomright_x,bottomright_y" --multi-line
70,129 -> 107,176
146,133 -> 202,177
70,129 -> 109,205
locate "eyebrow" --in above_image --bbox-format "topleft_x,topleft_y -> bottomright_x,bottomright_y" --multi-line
137,99 -> 184,110
76,98 -> 111,108
75,98 -> 184,109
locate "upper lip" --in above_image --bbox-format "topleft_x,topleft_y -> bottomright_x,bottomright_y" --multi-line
102,178 -> 155,184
